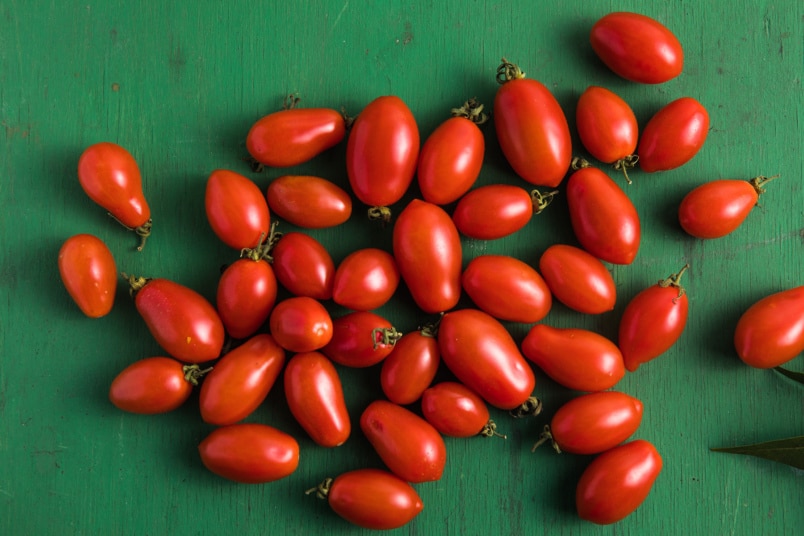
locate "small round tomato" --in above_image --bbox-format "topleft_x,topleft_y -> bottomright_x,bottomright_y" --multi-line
576,440 -> 663,525
322,311 -> 401,368
360,400 -> 447,483
271,232 -> 335,300
332,248 -> 400,311
452,184 -> 557,240
216,253 -> 277,340
637,97 -> 709,173
269,296 -> 333,353
421,382 -> 504,438
734,286 -> 804,369
538,244 -> 616,314
198,423 -> 299,484
58,234 -> 117,318
380,325 -> 441,405
266,175 -> 352,228
205,169 -> 270,250
576,86 -> 639,178
590,12 -> 683,84
109,357 -> 202,414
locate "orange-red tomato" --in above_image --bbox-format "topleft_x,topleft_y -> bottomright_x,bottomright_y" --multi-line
452,184 -> 547,240
734,286 -> 804,368
205,169 -> 270,250
421,382 -> 499,438
332,248 -> 400,311
538,244 -> 616,314
216,255 -> 277,340
576,86 -> 638,167
109,357 -> 197,414
322,311 -> 400,368
271,232 -> 335,300
380,327 -> 441,405
266,175 -> 352,228
678,177 -> 774,239
638,97 -> 709,173
268,296 -> 333,353
58,234 -> 117,318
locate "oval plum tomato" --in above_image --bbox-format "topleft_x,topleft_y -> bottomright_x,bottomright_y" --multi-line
590,12 -> 683,84
360,400 -> 447,483
566,161 -> 640,265
461,255 -> 552,323
198,334 -> 285,425
309,469 -> 423,530
269,296 -> 333,353
271,231 -> 335,300
346,95 -> 419,218
246,105 -> 346,168
438,309 -> 537,412
417,98 -> 487,205
678,176 -> 776,239
126,276 -> 225,363
421,382 -> 504,438
380,324 -> 441,405
534,391 -> 643,455
538,244 -> 616,314
494,58 -> 572,188
284,351 -> 351,447
637,97 -> 710,172
77,142 -> 151,250
322,311 -> 401,368
332,248 -> 400,311
618,265 -> 689,372
576,440 -> 663,525
109,357 -> 203,414
216,248 -> 278,340
266,175 -> 352,229
521,325 -> 625,392
198,423 -> 299,484
734,286 -> 804,368
58,234 -> 117,318
205,169 -> 270,250
452,184 -> 557,240
393,199 -> 462,314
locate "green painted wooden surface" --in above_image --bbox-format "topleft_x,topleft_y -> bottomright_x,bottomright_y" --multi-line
1,1 -> 802,534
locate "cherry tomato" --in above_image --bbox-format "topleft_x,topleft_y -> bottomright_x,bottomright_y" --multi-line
637,97 -> 710,172
461,255 -> 552,323
734,286 -> 804,369
421,382 -> 503,438
266,175 -> 352,229
216,252 -> 277,340
494,58 -> 572,188
271,232 -> 334,300
576,86 -> 639,178
590,12 -> 683,84
538,244 -> 616,314
269,296 -> 333,353
58,234 -> 117,318
417,99 -> 486,205
566,162 -> 640,265
205,169 -> 270,250
521,325 -> 625,392
198,423 -> 299,484
109,357 -> 202,414
393,199 -> 462,314
618,265 -> 689,372
576,440 -> 663,525
452,184 -> 557,240
127,276 -> 224,363
360,400 -> 447,483
331,248 -> 400,311
198,334 -> 285,425
284,351 -> 351,447
438,309 -> 537,411
380,325 -> 441,405
322,311 -> 401,368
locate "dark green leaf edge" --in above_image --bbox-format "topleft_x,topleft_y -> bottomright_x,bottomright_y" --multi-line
710,436 -> 804,470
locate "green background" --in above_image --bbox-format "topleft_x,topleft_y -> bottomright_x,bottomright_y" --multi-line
2,1 -> 802,534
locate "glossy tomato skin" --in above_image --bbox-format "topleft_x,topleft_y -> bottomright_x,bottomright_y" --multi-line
332,248 -> 400,311
322,311 -> 399,367
549,391 -> 643,454
269,296 -> 333,353
271,232 -> 334,300
638,97 -> 709,172
284,351 -> 350,447
678,179 -> 761,239
266,175 -> 352,229
199,334 -> 285,425
590,12 -> 683,84
576,86 -> 638,164
109,357 -> 193,414
461,255 -> 552,323
346,96 -> 419,208
576,440 -> 663,525
216,257 -> 277,340
198,423 -> 299,484
246,107 -> 346,167
58,234 -> 117,318
380,328 -> 441,405
421,382 -> 492,438
360,400 -> 447,483
522,325 -> 625,392
205,169 -> 270,250
453,184 -> 533,240
393,199 -> 462,314
539,244 -> 616,314
438,309 -> 536,410
734,286 -> 804,368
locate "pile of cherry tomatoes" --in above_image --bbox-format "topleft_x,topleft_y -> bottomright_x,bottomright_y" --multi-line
57,11 -> 803,530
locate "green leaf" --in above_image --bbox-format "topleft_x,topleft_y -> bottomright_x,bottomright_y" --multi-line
774,366 -> 804,385
711,436 -> 804,470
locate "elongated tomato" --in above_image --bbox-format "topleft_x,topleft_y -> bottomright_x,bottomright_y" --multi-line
322,311 -> 400,368
638,97 -> 709,173
452,184 -> 557,240
380,325 -> 441,405
109,357 -> 200,414
205,169 -> 270,250
576,86 -> 638,172
331,248 -> 400,311
266,175 -> 352,229
734,286 -> 804,369
216,254 -> 277,340
421,382 -> 502,438
539,244 -> 616,314
271,232 -> 334,300
58,233 -> 117,318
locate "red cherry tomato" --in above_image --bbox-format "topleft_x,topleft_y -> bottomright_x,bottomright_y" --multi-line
734,286 -> 804,369
205,169 -> 270,250
538,244 -> 616,314
58,234 -> 117,318
393,199 -> 462,314
576,440 -> 663,525
493,59 -> 572,188
618,265 -> 689,372
637,97 -> 710,172
198,334 -> 285,425
438,309 -> 536,411
360,400 -> 447,483
461,255 -> 552,323
284,351 -> 351,447
380,325 -> 441,405
332,248 -> 400,311
590,12 -> 683,84
269,296 -> 333,353
266,175 -> 352,229
521,325 -> 625,392
216,253 -> 277,340
566,163 -> 640,265
109,357 -> 201,414
198,423 -> 299,484
421,382 -> 503,438
271,232 -> 335,300
322,311 -> 400,368
417,99 -> 486,205
576,86 -> 639,177
453,184 -> 557,240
